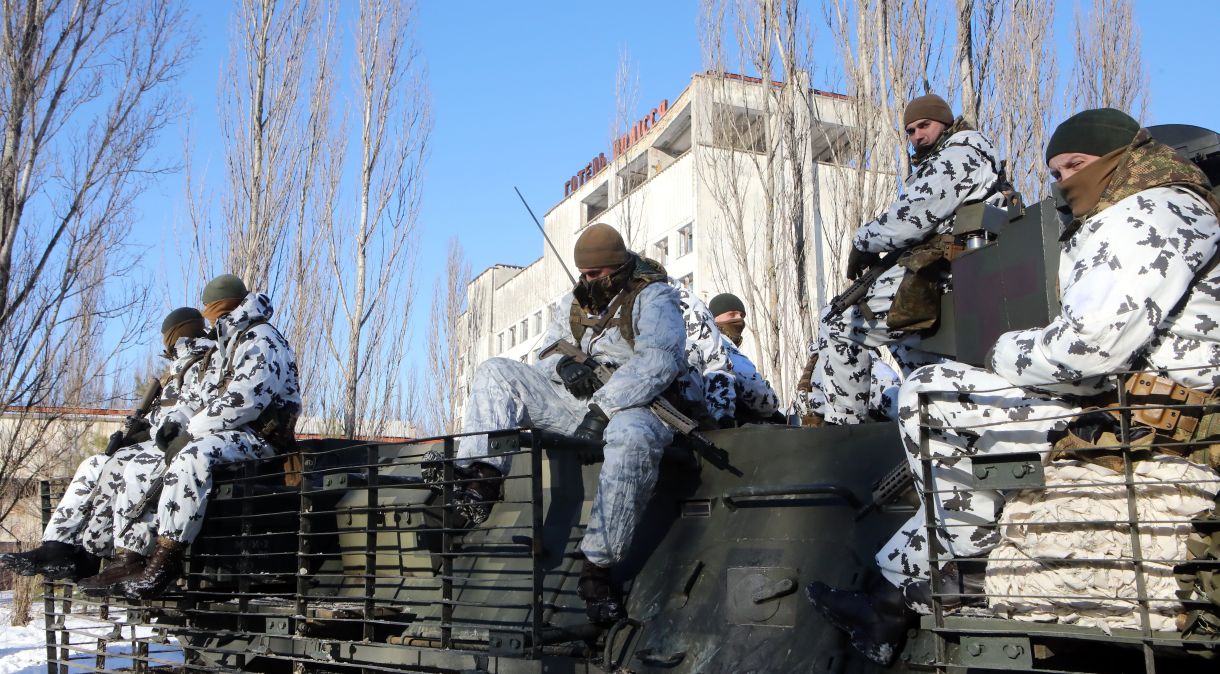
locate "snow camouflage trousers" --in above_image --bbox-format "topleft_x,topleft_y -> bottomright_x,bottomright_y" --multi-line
43,444 -> 149,557
876,362 -> 1080,612
115,430 -> 274,556
808,264 -> 944,424
457,357 -> 672,567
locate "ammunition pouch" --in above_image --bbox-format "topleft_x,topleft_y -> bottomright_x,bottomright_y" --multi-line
886,234 -> 962,332
1051,373 -> 1220,472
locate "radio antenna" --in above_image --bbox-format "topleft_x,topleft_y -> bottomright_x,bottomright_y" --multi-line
514,186 -> 577,285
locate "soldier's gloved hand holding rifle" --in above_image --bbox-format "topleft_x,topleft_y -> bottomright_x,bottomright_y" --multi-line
556,355 -> 600,399
105,377 -> 163,456
154,419 -> 193,463
845,246 -> 881,281
540,339 -> 741,475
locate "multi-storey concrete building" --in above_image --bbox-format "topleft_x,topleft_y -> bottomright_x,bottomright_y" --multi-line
455,71 -> 878,416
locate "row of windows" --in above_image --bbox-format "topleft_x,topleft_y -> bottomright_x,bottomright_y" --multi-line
495,306 -> 553,356
650,223 -> 694,265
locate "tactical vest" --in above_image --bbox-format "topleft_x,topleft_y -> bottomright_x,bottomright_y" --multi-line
568,256 -> 668,351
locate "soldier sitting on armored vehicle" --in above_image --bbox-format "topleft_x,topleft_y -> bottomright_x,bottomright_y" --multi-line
708,292 -> 780,423
806,108 -> 1220,665
669,282 -> 738,430
452,223 -> 686,626
805,94 -> 1008,427
0,308 -> 213,583
100,274 -> 301,599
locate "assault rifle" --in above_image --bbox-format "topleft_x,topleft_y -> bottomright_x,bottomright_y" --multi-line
826,251 -> 902,319
540,339 -> 742,476
105,377 -> 163,457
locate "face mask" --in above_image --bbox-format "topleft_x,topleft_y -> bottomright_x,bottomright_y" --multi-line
716,318 -> 746,346
574,259 -> 634,314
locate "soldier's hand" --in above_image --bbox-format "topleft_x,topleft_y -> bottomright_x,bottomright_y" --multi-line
154,420 -> 182,452
104,430 -> 125,457
845,247 -> 880,281
573,405 -> 609,444
163,430 -> 194,465
556,355 -> 600,399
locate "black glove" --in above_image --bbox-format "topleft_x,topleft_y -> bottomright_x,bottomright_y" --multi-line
104,430 -> 125,457
845,246 -> 880,281
573,405 -> 610,444
163,429 -> 194,464
155,420 -> 182,452
556,355 -> 600,399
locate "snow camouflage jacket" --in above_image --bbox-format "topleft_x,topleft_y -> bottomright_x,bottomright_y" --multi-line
152,336 -> 218,434
990,186 -> 1220,396
854,128 -> 1003,254
538,282 -> 687,417
671,282 -> 736,421
186,293 -> 302,437
720,334 -> 779,418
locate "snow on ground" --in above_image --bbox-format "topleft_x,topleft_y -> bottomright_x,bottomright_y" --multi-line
0,591 -> 182,674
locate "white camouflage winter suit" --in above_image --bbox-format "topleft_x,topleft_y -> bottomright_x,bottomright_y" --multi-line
458,282 -> 686,567
671,282 -> 736,423
721,335 -> 779,420
877,185 -> 1220,611
43,337 -> 214,558
808,129 -> 1003,424
116,293 -> 301,555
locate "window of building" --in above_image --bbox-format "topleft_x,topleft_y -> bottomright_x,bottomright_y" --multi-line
711,103 -> 767,153
652,237 -> 669,264
520,318 -> 529,342
617,153 -> 649,197
497,333 -> 504,354
678,273 -> 694,291
582,182 -> 609,224
677,224 -> 694,257
533,311 -> 543,335
509,325 -> 517,347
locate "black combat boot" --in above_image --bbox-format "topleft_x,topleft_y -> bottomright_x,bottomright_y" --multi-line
805,579 -> 913,666
421,452 -> 503,528
0,541 -> 99,581
578,559 -> 626,627
78,548 -> 147,595
117,537 -> 185,600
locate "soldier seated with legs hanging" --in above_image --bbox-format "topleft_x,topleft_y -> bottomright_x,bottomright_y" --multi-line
806,108 -> 1220,665
0,309 -> 213,582
708,293 -> 780,423
450,223 -> 686,626
104,275 -> 301,598
804,94 -> 1008,426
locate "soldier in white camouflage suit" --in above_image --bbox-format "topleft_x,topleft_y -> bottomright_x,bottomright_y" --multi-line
671,283 -> 737,427
707,293 -> 780,422
806,94 -> 1005,426
0,309 -> 213,582
454,223 -> 685,625
807,109 -> 1220,665
106,275 -> 301,598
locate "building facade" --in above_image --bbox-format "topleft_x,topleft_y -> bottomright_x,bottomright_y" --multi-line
455,72 -> 881,417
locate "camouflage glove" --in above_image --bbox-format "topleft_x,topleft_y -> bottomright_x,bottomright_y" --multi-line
556,355 -> 600,399
845,246 -> 880,281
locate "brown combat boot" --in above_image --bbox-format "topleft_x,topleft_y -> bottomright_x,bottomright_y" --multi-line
78,548 -> 147,595
578,559 -> 625,627
118,537 -> 185,600
801,413 -> 826,428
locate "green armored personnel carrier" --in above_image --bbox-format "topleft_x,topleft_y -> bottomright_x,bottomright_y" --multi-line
38,125 -> 1220,673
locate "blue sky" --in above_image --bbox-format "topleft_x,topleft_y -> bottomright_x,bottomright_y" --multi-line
132,0 -> 1219,360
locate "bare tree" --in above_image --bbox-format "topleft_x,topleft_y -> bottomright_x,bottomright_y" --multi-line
1071,0 -> 1147,119
321,0 -> 430,438
425,239 -> 470,435
0,0 -> 188,531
